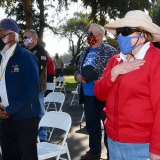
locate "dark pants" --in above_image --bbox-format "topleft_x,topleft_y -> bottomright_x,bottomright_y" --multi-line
0,123 -> 2,160
1,117 -> 39,160
45,75 -> 54,97
55,69 -> 64,86
55,69 -> 63,78
47,75 -> 54,83
83,96 -> 105,154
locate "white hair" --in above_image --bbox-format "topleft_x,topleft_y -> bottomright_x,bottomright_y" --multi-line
14,32 -> 19,42
25,29 -> 38,39
7,30 -> 19,42
89,24 -> 105,36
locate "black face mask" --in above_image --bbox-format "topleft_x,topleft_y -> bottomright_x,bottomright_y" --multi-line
0,38 -> 6,51
0,33 -> 12,51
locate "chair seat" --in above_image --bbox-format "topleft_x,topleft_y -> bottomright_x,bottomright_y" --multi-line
38,142 -> 67,160
71,90 -> 78,94
46,82 -> 55,91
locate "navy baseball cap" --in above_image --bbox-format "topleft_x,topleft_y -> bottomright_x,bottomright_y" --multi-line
0,18 -> 20,33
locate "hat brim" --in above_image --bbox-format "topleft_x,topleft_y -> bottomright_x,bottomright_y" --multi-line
105,18 -> 160,42
0,27 -> 10,31
0,26 -> 20,33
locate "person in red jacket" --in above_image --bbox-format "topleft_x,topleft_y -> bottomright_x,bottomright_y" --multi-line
94,10 -> 160,160
46,53 -> 55,83
45,53 -> 55,96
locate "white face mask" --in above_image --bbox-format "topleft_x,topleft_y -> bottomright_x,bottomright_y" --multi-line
23,37 -> 32,47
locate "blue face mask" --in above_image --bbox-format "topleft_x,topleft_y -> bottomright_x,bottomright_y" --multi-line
117,35 -> 144,55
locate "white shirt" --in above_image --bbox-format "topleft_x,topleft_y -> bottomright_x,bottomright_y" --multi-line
0,43 -> 17,107
117,42 -> 151,62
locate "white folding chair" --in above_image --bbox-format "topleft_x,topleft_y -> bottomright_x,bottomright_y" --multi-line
70,85 -> 79,106
45,82 -> 55,97
37,111 -> 72,160
55,77 -> 66,96
44,92 -> 65,140
44,92 -> 65,112
46,82 -> 55,92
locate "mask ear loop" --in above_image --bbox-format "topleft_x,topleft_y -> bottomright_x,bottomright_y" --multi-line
130,32 -> 143,59
132,32 -> 142,47
143,32 -> 149,43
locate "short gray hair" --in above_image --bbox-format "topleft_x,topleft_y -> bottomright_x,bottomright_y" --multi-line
25,29 -> 38,39
89,24 -> 105,36
14,32 -> 19,42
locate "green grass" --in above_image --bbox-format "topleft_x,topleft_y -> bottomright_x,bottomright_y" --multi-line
64,75 -> 77,93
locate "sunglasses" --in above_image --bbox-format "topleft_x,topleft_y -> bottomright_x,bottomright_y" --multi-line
23,36 -> 29,39
23,36 -> 32,39
87,31 -> 94,36
116,27 -> 141,36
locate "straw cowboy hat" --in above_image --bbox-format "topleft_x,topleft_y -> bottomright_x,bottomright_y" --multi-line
105,10 -> 160,42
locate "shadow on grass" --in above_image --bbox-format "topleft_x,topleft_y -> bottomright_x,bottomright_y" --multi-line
65,82 -> 77,93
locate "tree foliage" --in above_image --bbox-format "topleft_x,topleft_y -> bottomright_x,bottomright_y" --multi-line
58,12 -> 91,65
71,0 -> 158,25
151,0 -> 160,26
0,0 -> 68,46
0,0 -> 158,55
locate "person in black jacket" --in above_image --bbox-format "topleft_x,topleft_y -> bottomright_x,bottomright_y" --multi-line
23,29 -> 48,142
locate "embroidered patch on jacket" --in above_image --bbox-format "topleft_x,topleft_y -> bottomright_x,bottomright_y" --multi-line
41,56 -> 46,60
33,50 -> 37,54
11,65 -> 20,72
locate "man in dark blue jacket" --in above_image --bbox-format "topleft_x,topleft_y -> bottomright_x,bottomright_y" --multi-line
0,18 -> 41,160
23,29 -> 47,141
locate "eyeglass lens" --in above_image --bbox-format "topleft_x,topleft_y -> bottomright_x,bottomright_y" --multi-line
23,36 -> 28,39
116,27 -> 140,36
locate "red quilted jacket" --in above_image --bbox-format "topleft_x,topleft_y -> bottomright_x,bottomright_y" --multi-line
47,56 -> 55,75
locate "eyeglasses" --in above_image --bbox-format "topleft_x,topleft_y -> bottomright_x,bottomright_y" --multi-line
87,31 -> 93,36
116,27 -> 141,36
23,36 -> 29,39
87,31 -> 100,37
0,32 -> 12,39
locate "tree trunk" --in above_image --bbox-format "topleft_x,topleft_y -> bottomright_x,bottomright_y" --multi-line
36,0 -> 45,47
21,0 -> 33,29
70,38 -> 82,66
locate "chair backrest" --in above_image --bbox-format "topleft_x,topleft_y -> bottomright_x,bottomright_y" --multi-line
38,111 -> 72,160
46,82 -> 55,91
54,77 -> 66,96
39,111 -> 71,132
72,84 -> 79,93
55,76 -> 64,83
44,92 -> 65,111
